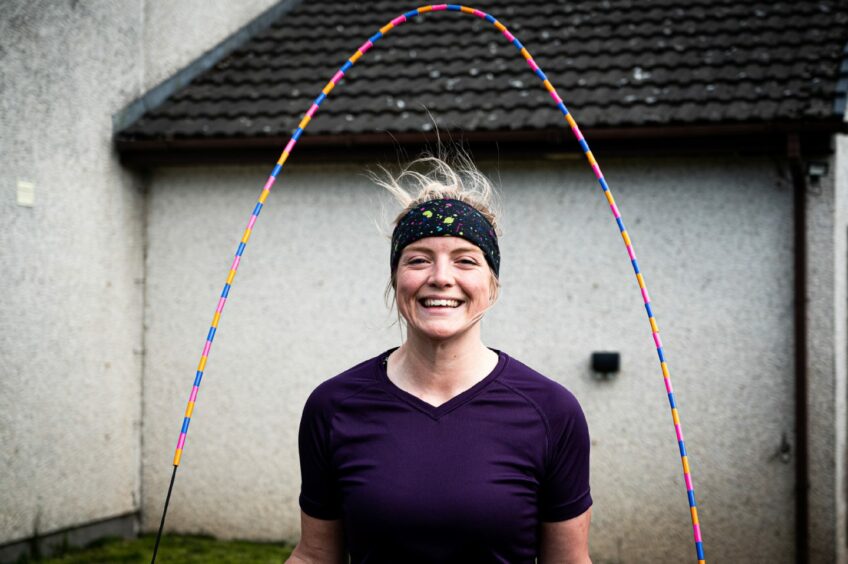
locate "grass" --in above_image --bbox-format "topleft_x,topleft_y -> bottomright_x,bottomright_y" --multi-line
30,534 -> 294,563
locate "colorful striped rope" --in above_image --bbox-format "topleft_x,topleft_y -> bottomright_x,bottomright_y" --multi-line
161,5 -> 704,562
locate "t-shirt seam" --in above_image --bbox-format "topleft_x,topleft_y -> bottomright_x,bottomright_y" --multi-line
311,375 -> 384,517
326,376 -> 385,453
540,488 -> 593,522
494,378 -> 554,467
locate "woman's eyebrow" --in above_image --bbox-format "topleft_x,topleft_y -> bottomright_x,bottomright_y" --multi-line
450,246 -> 483,255
402,245 -> 434,254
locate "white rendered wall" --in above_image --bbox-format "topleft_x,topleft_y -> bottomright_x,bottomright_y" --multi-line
837,132 -> 848,564
0,2 -> 145,545
143,156 -> 795,561
0,0 -> 275,547
807,133 -> 848,563
142,0 -> 280,90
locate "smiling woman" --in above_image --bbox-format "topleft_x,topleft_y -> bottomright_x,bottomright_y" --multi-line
288,156 -> 593,564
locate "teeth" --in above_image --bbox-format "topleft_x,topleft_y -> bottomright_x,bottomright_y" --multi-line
423,298 -> 460,308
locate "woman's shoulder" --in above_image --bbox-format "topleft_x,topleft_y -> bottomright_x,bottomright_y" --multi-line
498,352 -> 585,422
303,350 -> 389,413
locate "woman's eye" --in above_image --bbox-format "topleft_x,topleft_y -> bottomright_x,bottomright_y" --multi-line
407,258 -> 427,265
459,258 -> 479,265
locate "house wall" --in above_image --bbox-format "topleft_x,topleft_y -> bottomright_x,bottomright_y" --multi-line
143,156 -> 796,562
0,0 -> 276,553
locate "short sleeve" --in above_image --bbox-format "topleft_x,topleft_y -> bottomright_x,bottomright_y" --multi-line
539,390 -> 592,522
298,385 -> 343,520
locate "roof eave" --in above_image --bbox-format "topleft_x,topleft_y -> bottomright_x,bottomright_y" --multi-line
116,119 -> 848,167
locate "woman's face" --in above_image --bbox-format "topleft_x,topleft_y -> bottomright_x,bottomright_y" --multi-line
395,236 -> 495,342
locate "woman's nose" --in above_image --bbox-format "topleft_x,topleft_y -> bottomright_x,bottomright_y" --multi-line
428,258 -> 453,287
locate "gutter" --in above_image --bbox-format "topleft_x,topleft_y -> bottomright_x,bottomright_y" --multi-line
115,121 -> 848,167
787,132 -> 810,564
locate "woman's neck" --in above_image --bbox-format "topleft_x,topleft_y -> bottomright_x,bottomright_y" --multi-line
388,328 -> 499,406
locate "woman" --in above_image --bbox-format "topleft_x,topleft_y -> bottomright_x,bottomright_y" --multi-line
288,157 -> 592,563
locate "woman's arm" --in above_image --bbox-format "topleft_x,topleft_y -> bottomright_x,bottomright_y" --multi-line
286,511 -> 345,564
539,507 -> 592,564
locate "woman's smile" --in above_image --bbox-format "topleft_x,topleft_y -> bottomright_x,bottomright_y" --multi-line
418,297 -> 464,308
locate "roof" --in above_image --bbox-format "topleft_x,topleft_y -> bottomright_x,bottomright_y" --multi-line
116,0 -> 848,154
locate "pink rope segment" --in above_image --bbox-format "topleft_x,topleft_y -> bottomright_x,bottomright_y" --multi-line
167,5 -> 705,562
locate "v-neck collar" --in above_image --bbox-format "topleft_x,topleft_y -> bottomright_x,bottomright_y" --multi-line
375,347 -> 508,420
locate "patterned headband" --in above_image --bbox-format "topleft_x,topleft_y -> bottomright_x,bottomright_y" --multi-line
390,198 -> 500,275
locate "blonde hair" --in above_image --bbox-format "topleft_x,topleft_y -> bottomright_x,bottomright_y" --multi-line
375,154 -> 502,235
373,154 -> 503,326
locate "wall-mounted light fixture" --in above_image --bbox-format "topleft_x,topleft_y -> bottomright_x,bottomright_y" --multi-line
591,351 -> 620,380
807,161 -> 828,179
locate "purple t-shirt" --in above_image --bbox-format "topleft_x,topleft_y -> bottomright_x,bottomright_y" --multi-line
298,349 -> 592,563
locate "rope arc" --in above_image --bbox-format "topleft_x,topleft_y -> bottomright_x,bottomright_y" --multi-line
164,5 -> 705,562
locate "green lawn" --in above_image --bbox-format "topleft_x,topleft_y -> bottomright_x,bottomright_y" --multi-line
33,534 -> 294,563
